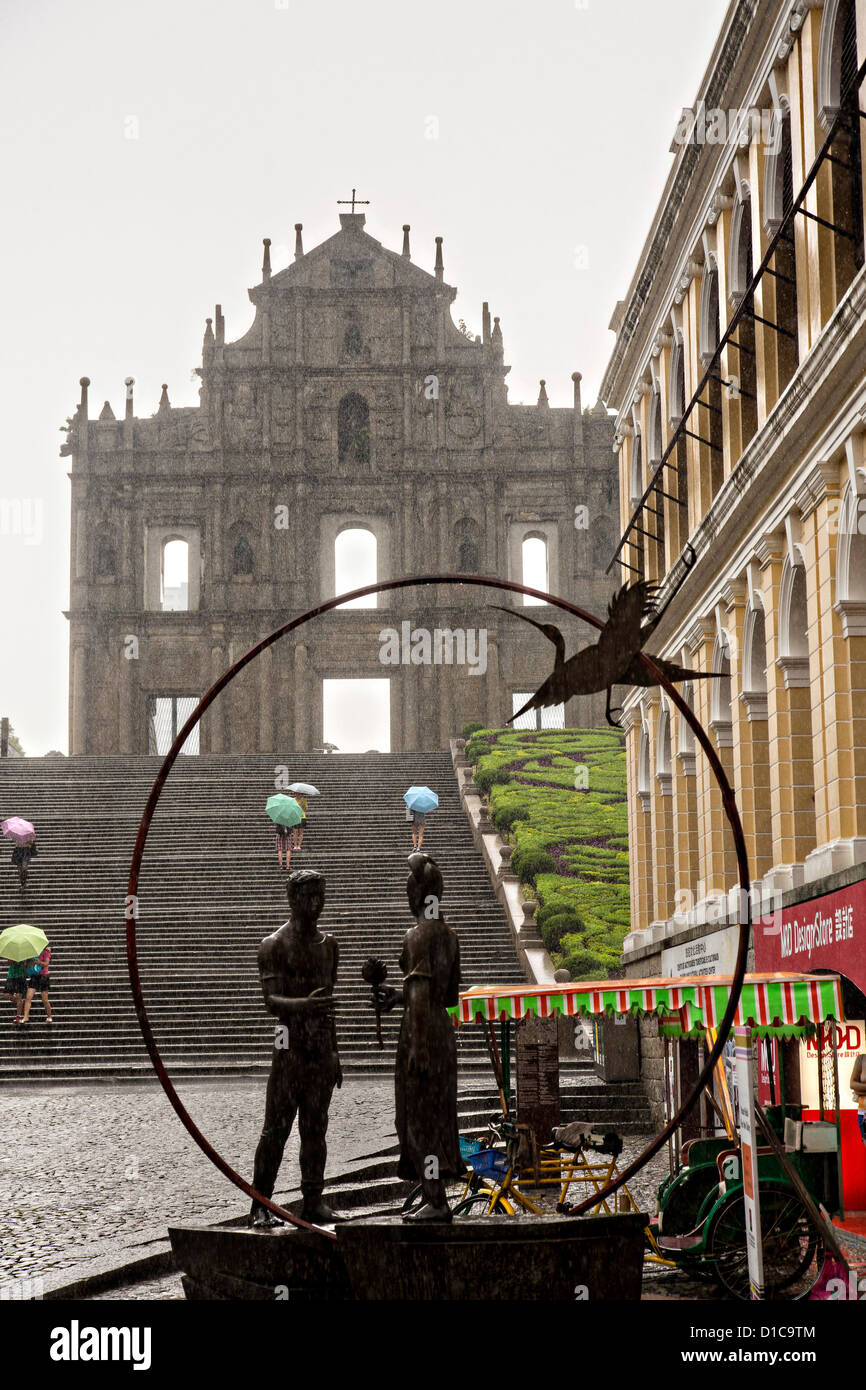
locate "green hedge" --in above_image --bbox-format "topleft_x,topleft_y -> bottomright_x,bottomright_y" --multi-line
466,728 -> 629,980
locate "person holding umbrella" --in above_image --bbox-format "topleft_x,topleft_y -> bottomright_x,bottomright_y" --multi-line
287,783 -> 319,854
266,794 -> 303,874
21,945 -> 52,1024
0,924 -> 49,1024
2,817 -> 38,895
4,959 -> 26,1020
403,785 -> 438,851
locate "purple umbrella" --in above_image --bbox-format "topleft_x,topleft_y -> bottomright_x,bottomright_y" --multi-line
1,817 -> 35,846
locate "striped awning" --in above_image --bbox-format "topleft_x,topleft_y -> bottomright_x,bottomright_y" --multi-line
454,972 -> 844,1034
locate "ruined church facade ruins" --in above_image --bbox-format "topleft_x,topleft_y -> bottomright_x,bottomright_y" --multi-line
63,210 -> 616,754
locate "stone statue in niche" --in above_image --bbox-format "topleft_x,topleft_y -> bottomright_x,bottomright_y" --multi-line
412,380 -> 434,446
95,534 -> 117,578
446,377 -> 482,443
225,383 -> 260,449
188,416 -> 212,452
372,853 -> 462,1221
248,869 -> 342,1228
270,385 -> 294,444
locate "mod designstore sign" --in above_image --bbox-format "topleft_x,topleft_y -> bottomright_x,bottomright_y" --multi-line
754,874 -> 866,996
755,877 -> 866,1211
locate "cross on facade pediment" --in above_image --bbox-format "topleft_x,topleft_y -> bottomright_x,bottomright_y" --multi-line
337,188 -> 370,214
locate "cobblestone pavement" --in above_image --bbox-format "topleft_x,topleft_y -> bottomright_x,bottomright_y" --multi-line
7,1079 -> 840,1304
0,1076 -> 397,1290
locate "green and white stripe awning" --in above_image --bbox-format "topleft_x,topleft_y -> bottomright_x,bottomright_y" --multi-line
454,972 -> 844,1036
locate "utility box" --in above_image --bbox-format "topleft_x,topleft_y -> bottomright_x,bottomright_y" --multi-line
594,1014 -> 640,1082
784,1119 -> 839,1153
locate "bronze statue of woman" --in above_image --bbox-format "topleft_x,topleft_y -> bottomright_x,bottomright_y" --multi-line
376,853 -> 463,1221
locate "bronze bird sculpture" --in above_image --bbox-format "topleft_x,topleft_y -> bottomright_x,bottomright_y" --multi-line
495,565 -> 720,728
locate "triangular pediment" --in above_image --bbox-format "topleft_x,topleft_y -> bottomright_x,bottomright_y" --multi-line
257,215 -> 454,297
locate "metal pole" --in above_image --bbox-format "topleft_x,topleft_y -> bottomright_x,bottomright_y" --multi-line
734,1025 -> 765,1300
831,1029 -> 844,1222
817,1022 -> 826,1120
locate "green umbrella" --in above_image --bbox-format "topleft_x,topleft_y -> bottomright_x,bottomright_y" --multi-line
266,794 -> 303,828
0,924 -> 49,962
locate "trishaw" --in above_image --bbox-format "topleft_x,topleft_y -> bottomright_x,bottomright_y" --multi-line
454,971 -> 846,1299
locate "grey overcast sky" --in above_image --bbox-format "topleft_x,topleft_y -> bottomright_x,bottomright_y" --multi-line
0,0 -> 728,754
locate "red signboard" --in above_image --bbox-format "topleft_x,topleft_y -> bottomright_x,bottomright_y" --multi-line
753,875 -> 866,997
755,879 -> 866,1211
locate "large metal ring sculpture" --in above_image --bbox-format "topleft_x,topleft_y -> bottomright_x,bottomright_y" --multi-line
126,573 -> 750,1237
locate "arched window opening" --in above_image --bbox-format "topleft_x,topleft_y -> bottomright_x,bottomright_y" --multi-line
837,484 -> 866,602
646,397 -> 666,575
629,430 -> 643,506
656,706 -> 672,784
782,562 -> 810,660
778,556 -> 812,688
765,111 -> 800,389
700,263 -> 721,362
161,538 -> 189,611
232,535 -> 254,576
744,607 -> 768,692
831,0 -> 865,295
521,534 -> 548,606
700,266 -> 724,500
648,389 -> 663,466
335,526 -> 377,609
338,393 -> 370,464
677,682 -> 696,764
637,727 -> 651,799
147,695 -> 200,756
512,692 -> 565,731
669,341 -> 690,550
729,200 -> 759,447
742,603 -> 768,719
627,432 -> 645,581
710,634 -> 733,745
96,534 -> 116,578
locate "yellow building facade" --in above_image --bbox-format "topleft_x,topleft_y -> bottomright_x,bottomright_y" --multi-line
601,0 -> 866,1019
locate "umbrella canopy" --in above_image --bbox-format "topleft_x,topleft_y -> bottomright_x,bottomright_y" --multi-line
1,817 -> 35,845
287,783 -> 320,797
403,786 -> 439,813
266,794 -> 303,828
0,924 -> 49,962
453,972 -> 845,1039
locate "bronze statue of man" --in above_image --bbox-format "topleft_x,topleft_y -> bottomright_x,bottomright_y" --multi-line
376,853 -> 463,1221
249,869 -> 342,1227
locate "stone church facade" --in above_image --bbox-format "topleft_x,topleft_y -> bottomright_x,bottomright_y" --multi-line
63,210 -> 616,754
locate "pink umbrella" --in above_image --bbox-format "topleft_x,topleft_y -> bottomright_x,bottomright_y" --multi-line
1,817 -> 35,846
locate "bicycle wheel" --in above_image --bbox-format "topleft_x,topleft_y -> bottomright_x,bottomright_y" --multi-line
707,1184 -> 822,1300
453,1192 -> 514,1217
400,1185 -> 424,1216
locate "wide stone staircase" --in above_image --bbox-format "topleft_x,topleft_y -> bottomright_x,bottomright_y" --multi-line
0,753 -> 532,1079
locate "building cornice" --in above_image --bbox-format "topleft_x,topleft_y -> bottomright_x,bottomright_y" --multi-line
684,616 -> 716,656
793,459 -> 844,520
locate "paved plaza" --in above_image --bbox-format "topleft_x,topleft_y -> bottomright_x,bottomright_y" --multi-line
2,1075 -> 680,1296
0,1076 -> 398,1290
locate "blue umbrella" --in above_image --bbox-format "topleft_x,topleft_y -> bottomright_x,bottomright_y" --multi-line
403,786 -> 439,813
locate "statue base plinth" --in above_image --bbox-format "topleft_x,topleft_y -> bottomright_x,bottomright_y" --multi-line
169,1212 -> 647,1301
